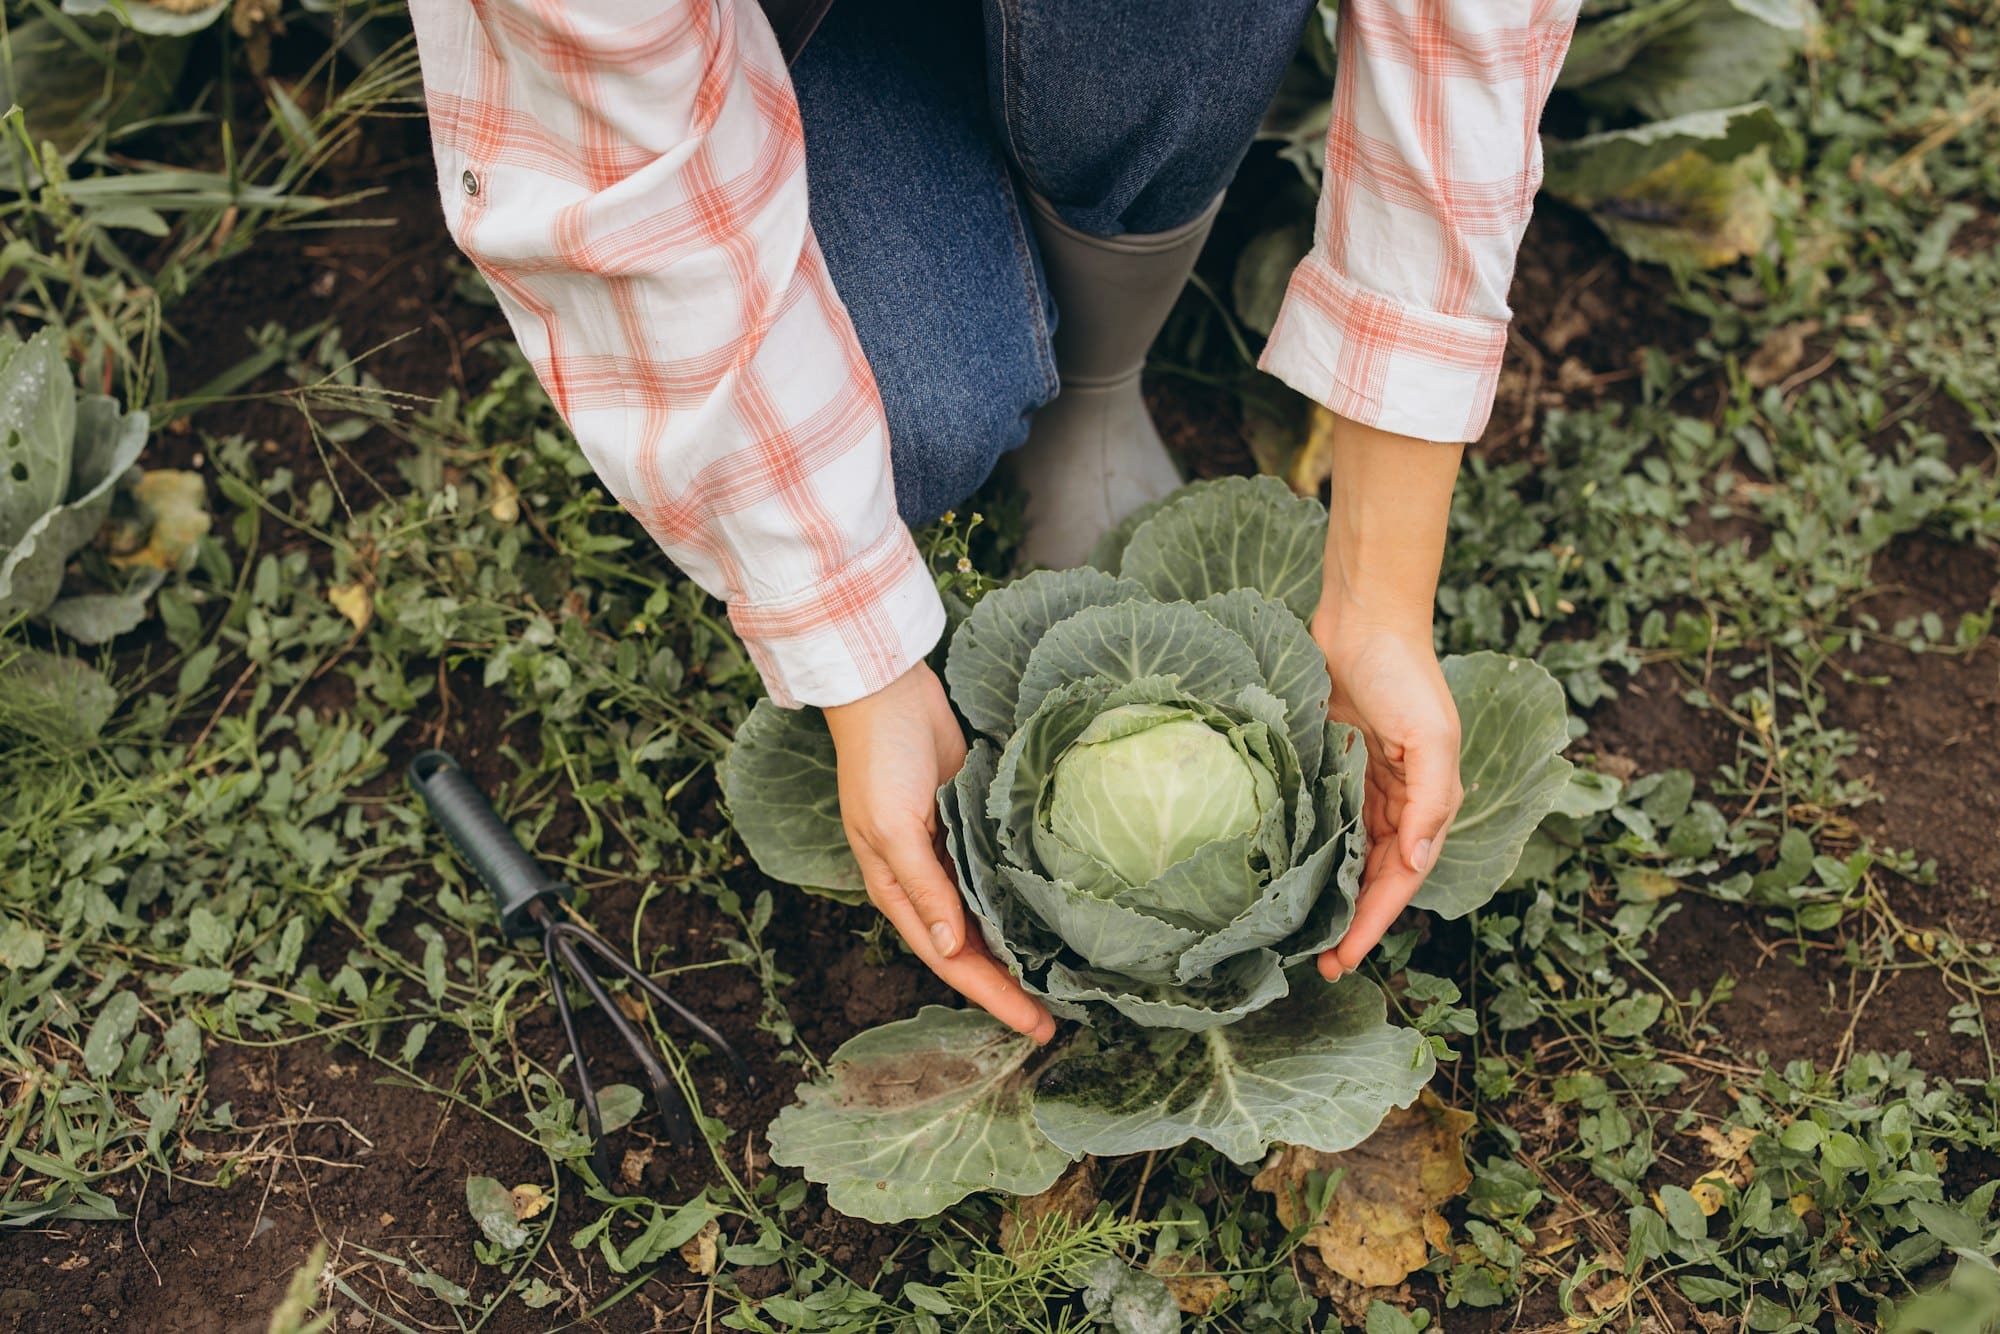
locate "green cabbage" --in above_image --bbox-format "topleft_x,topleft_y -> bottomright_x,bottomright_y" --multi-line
727,477 -> 1576,1223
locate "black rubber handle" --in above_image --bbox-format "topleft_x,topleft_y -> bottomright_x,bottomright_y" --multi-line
408,750 -> 567,936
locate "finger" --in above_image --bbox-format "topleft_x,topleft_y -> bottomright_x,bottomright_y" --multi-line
1317,949 -> 1344,982
1333,859 -> 1424,971
1397,737 -> 1463,876
872,887 -> 1056,1042
878,820 -> 971,959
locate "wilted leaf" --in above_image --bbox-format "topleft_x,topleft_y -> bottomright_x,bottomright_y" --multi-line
1253,1088 -> 1476,1288
1743,320 -> 1813,387
489,472 -> 519,525
1698,1123 -> 1759,1185
1543,105 -> 1790,273
767,1006 -> 1075,1223
1592,146 -> 1785,271
509,1183 -> 551,1222
465,1175 -> 527,1250
327,581 -> 372,632
1285,404 -> 1337,498
109,471 -> 210,571
1001,1158 -> 1099,1259
679,1216 -> 720,1276
1150,1253 -> 1229,1316
620,1147 -> 654,1191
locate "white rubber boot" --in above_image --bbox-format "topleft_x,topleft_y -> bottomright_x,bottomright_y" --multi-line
1014,191 -> 1222,569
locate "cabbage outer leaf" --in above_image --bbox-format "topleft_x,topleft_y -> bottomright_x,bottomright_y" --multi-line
1012,598 -> 1262,731
0,395 -> 149,622
1045,949 -> 1290,1031
1031,973 -> 1432,1164
1413,653 -> 1575,918
766,1005 -> 1075,1224
946,567 -> 1145,740
1115,475 -> 1327,623
1197,588 -> 1331,779
719,699 -> 866,904
998,866 -> 1200,984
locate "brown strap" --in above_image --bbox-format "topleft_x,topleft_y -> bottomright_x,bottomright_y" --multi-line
758,0 -> 835,65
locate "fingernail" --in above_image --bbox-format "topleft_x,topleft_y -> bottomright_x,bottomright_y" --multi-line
929,922 -> 957,955
1413,839 -> 1433,871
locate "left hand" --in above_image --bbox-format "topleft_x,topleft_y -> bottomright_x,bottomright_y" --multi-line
1311,614 -> 1463,981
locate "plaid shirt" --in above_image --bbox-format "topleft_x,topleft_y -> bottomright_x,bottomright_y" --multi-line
408,0 -> 1578,709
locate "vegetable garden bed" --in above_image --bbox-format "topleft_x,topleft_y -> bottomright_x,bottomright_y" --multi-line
4,3 -> 2000,1331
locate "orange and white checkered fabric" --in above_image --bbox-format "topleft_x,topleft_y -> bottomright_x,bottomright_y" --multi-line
408,0 -> 1576,708
1260,0 -> 1580,443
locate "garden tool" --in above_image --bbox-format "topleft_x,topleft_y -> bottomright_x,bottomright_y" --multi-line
1013,190 -> 1223,569
407,750 -> 753,1181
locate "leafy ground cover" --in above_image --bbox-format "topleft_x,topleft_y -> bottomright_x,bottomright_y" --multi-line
2,1 -> 1998,1330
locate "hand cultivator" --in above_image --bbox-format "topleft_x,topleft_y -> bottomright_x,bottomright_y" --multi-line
408,750 -> 753,1181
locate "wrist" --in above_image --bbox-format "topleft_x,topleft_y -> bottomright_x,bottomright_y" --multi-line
1311,595 -> 1435,650
822,659 -> 931,748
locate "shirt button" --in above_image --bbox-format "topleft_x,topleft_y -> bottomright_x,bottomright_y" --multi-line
461,168 -> 479,196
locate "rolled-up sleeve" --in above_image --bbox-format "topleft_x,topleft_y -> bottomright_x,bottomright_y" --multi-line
408,0 -> 943,707
1260,0 -> 1580,444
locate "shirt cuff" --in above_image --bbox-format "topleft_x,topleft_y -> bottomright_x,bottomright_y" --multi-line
726,520 -> 947,710
1258,249 -> 1512,445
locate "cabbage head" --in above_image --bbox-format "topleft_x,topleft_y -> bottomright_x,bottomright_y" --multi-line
727,477 -> 1575,1223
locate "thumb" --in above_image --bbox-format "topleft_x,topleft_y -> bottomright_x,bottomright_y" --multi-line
880,824 -> 969,958
1399,739 -> 1463,875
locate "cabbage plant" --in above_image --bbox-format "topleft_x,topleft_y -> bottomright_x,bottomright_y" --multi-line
0,327 -> 149,629
726,477 -> 1574,1223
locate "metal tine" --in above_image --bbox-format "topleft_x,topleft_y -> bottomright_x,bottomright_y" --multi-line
542,926 -> 615,1185
545,921 -> 696,1149
552,918 -> 759,1090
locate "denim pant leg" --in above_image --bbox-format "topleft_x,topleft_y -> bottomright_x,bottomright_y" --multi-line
981,0 -> 1319,236
792,0 -> 1059,526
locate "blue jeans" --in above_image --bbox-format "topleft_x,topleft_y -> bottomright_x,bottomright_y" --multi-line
791,0 -> 1316,524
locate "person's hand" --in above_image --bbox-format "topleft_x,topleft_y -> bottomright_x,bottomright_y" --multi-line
823,662 -> 1057,1042
1311,614 -> 1463,981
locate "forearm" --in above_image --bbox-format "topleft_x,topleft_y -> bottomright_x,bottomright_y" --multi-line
1314,416 -> 1462,642
408,0 -> 941,710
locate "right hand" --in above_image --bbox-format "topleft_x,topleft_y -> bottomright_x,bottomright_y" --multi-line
823,662 -> 1057,1043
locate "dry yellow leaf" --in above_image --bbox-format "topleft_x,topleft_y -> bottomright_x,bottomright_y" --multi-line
1252,1088 -> 1475,1288
510,1183 -> 552,1221
328,582 -> 373,632
110,470 -> 212,572
681,1217 -> 720,1276
1001,1158 -> 1098,1259
1584,1273 -> 1630,1314
1148,1253 -> 1228,1316
490,472 -> 520,526
1285,404 -> 1338,497
1688,1176 -> 1727,1217
1789,1192 -> 1816,1217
